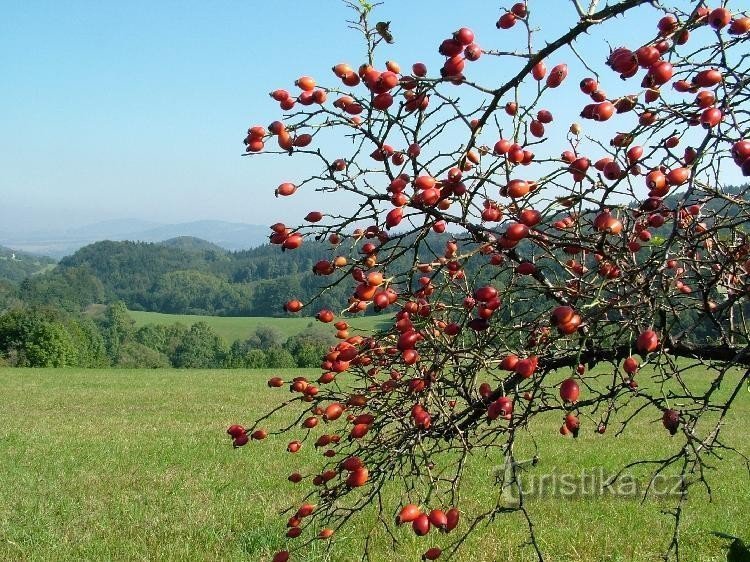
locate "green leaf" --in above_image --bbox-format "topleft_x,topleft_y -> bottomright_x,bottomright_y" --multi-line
649,235 -> 666,247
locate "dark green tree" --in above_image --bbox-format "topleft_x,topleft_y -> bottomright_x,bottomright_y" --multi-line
99,301 -> 134,362
250,276 -> 302,317
264,347 -> 296,369
116,341 -> 171,368
246,325 -> 285,349
172,321 -> 227,368
134,322 -> 188,360
0,307 -> 100,367
0,280 -> 20,312
20,266 -> 104,311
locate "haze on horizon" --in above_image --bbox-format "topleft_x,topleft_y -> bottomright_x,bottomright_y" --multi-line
2,1 -> 745,236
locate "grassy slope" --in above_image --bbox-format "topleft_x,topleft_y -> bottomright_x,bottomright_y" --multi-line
0,367 -> 747,561
128,310 -> 390,342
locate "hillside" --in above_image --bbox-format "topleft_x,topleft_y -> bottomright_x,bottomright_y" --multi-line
52,237 -> 353,316
14,184 -> 749,318
51,231 -> 461,316
0,245 -> 55,283
158,236 -> 228,254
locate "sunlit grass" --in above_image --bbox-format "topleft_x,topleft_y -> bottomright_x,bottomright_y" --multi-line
0,366 -> 746,561
127,310 -> 390,343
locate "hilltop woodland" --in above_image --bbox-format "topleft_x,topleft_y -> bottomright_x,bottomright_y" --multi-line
0,238 -> 349,368
0,180 -> 748,371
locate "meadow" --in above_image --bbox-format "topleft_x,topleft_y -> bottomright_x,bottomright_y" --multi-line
0,366 -> 747,561
128,310 -> 390,343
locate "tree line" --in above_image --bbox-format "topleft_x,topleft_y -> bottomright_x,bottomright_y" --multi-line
12,187 -> 748,319
0,301 -> 335,369
49,237 -> 354,316
0,184 -> 746,370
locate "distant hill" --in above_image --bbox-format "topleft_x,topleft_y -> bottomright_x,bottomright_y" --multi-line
51,237 -> 349,316
0,245 -> 56,283
27,230 -> 460,317
13,184 -> 748,317
158,236 -> 228,254
0,219 -> 270,258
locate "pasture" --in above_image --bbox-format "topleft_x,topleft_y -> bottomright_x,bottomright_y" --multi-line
127,310 -> 390,343
0,367 -> 747,561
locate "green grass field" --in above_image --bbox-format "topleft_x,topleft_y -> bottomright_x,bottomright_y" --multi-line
0,367 -> 747,561
128,310 -> 390,343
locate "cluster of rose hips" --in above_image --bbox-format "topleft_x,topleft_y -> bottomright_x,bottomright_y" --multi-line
496,2 -> 528,29
557,6 -> 750,198
436,26 -> 481,81
267,221 -> 302,251
232,3 -> 750,560
592,8 -> 749,175
269,505 -> 458,561
226,424 -> 267,447
552,330 -> 667,437
474,323 -> 667,438
241,3 -> 750,238
236,368 -> 461,561
395,505 -> 461,559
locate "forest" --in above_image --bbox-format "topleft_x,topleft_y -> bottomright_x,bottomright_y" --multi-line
0,185 -> 745,369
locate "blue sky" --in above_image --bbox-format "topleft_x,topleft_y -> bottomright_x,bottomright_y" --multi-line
1,1 -> 743,234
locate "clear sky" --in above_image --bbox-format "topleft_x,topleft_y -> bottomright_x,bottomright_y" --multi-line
1,1 -> 743,234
